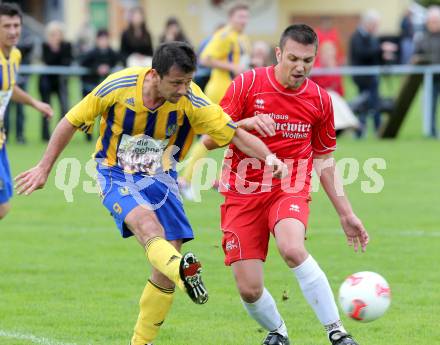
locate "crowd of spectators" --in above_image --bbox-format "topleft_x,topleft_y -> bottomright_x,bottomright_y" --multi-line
4,5 -> 440,143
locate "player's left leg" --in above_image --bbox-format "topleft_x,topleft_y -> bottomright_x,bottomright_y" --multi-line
274,218 -> 358,344
131,240 -> 181,345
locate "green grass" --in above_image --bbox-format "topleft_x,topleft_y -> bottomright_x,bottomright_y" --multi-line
0,76 -> 439,344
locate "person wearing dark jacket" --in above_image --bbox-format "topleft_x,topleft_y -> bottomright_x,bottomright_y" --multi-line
349,10 -> 396,138
413,6 -> 440,138
39,21 -> 72,141
120,6 -> 153,67
79,29 -> 120,141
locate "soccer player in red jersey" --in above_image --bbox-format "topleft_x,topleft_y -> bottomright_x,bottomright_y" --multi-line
204,24 -> 369,345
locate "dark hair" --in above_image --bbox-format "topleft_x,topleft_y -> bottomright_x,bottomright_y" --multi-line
127,6 -> 150,45
0,2 -> 22,20
166,16 -> 180,28
96,28 -> 109,38
279,24 -> 318,50
227,2 -> 249,17
152,41 -> 196,77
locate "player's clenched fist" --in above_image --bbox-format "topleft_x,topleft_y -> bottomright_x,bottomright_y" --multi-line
266,154 -> 288,179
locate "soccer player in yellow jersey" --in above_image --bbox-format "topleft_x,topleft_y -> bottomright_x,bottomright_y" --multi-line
16,41 -> 287,345
200,2 -> 250,103
180,2 -> 251,198
0,3 -> 53,221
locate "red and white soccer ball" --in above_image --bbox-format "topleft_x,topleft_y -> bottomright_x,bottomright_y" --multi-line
338,271 -> 391,322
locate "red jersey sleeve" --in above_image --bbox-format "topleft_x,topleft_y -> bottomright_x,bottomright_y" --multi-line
312,86 -> 337,154
220,70 -> 256,122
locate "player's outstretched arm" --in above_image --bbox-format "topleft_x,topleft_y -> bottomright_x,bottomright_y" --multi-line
202,114 -> 275,148
15,118 -> 77,195
12,85 -> 54,119
231,127 -> 288,179
203,128 -> 287,178
314,152 -> 369,252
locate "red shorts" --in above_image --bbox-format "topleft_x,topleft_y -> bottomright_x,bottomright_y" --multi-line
220,190 -> 311,265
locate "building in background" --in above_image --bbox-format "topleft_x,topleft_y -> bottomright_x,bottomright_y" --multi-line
13,0 -> 413,52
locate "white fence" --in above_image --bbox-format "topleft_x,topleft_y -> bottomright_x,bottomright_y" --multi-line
18,64 -> 440,137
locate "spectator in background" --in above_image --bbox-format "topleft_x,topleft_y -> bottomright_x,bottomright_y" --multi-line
312,41 -> 359,135
349,9 -> 397,138
74,20 -> 95,57
314,16 -> 344,96
400,8 -> 415,64
250,40 -> 272,68
413,6 -> 440,138
315,16 -> 345,66
120,6 -> 153,67
159,17 -> 190,45
312,41 -> 344,96
4,24 -> 34,144
79,29 -> 120,141
39,21 -> 72,141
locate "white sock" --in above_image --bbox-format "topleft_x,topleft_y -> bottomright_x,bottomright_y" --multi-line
293,255 -> 346,336
241,288 -> 288,337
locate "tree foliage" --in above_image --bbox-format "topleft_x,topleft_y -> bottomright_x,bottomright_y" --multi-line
416,0 -> 440,6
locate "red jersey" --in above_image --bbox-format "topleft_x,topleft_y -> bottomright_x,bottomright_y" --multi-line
311,74 -> 344,96
219,66 -> 336,196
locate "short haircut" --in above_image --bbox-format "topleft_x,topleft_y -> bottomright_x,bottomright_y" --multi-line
360,9 -> 380,28
227,2 -> 249,17
97,28 -> 109,38
45,21 -> 64,40
279,24 -> 318,51
0,2 -> 22,21
152,41 -> 197,78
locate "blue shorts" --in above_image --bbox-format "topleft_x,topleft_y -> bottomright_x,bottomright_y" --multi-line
96,164 -> 194,242
0,146 -> 13,204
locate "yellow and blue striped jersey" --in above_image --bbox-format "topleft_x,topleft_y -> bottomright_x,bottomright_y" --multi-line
0,47 -> 21,148
200,25 -> 250,103
65,67 -> 237,173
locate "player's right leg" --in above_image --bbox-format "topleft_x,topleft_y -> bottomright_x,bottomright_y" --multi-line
0,202 -> 10,220
232,259 -> 290,345
221,194 -> 289,344
125,205 -> 207,304
96,166 -> 207,304
131,242 -> 181,345
0,145 -> 13,220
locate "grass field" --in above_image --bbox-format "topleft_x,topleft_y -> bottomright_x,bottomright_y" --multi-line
0,76 -> 439,345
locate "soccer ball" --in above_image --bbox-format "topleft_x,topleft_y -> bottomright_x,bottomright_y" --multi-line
338,271 -> 391,322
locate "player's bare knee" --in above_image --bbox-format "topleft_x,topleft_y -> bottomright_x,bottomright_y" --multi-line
238,284 -> 263,303
0,203 -> 10,220
131,213 -> 162,244
0,211 -> 7,220
280,245 -> 308,268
